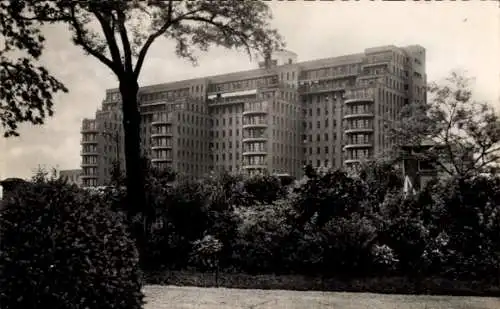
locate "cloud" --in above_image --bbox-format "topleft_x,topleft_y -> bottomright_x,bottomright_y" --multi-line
2,1 -> 499,179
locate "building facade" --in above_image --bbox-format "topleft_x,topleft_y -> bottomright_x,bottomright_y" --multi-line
80,45 -> 427,187
59,169 -> 83,187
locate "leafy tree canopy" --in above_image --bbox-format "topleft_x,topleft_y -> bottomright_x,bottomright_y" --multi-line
0,1 -> 67,137
391,71 -> 500,177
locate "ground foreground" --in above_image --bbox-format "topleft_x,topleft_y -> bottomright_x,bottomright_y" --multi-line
144,285 -> 500,309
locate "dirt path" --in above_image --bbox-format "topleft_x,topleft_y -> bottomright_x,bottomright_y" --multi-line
144,285 -> 500,309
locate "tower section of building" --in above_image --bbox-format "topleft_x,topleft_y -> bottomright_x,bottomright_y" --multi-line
80,118 -> 99,187
298,55 -> 361,170
80,89 -> 123,187
140,79 -> 211,178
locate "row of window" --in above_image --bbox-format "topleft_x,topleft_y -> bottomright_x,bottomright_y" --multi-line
209,76 -> 276,93
346,134 -> 373,145
305,146 -> 336,156
299,79 -> 354,93
303,105 -> 337,117
303,119 -> 338,130
300,64 -> 360,80
345,104 -> 374,115
243,115 -> 267,126
244,101 -> 268,112
243,142 -> 266,153
345,149 -> 373,160
345,119 -> 373,130
139,88 -> 190,102
303,133 -> 338,143
82,145 -> 98,153
82,156 -> 98,164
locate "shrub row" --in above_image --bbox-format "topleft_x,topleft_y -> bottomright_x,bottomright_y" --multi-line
138,164 -> 500,286
1,162 -> 499,308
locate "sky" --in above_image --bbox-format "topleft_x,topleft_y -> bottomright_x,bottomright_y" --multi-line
1,1 -> 499,180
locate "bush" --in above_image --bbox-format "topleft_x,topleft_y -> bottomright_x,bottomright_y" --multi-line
137,164 -> 500,290
0,180 -> 144,309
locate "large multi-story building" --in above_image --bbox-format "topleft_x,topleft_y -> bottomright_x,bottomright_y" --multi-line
80,45 -> 427,187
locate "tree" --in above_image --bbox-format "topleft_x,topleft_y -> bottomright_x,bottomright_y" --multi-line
0,2 -> 67,137
391,71 -> 500,177
190,235 -> 223,286
7,0 -> 283,220
293,168 -> 365,227
0,179 -> 144,309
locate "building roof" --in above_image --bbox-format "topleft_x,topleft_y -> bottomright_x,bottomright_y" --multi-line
104,44 -> 424,95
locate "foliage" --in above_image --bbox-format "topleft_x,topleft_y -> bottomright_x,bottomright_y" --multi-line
357,159 -> 403,208
21,163 -> 500,287
0,179 -> 144,309
190,235 -> 223,271
243,174 -> 287,204
293,168 -> 365,226
433,175 -> 500,280
391,71 -> 500,176
0,2 -> 67,137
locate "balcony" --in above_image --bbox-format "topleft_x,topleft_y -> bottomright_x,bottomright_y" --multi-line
242,164 -> 268,170
80,139 -> 98,144
343,113 -> 374,120
151,116 -> 173,126
151,144 -> 173,150
343,143 -> 373,150
298,83 -> 346,95
344,127 -> 374,134
344,88 -> 375,104
299,71 -> 359,82
242,122 -> 268,129
257,81 -> 289,90
81,150 -> 99,155
80,175 -> 98,179
242,109 -> 269,116
81,162 -> 98,167
361,58 -> 391,69
242,136 -> 268,143
207,95 -> 257,106
151,157 -> 173,163
81,126 -> 98,133
242,150 -> 268,156
151,131 -> 173,138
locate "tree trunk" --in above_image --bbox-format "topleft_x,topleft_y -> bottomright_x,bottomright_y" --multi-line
119,76 -> 150,263
119,77 -> 146,213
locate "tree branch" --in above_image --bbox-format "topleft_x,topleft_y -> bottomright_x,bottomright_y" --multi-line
182,15 -> 252,56
90,9 -> 123,74
444,104 -> 461,174
68,5 -> 120,76
134,3 -> 202,78
116,10 -> 133,73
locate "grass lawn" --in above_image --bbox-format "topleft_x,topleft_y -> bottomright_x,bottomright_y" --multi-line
144,285 -> 500,309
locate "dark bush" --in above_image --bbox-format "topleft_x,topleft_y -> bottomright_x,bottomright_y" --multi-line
0,180 -> 144,309
129,163 -> 500,294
